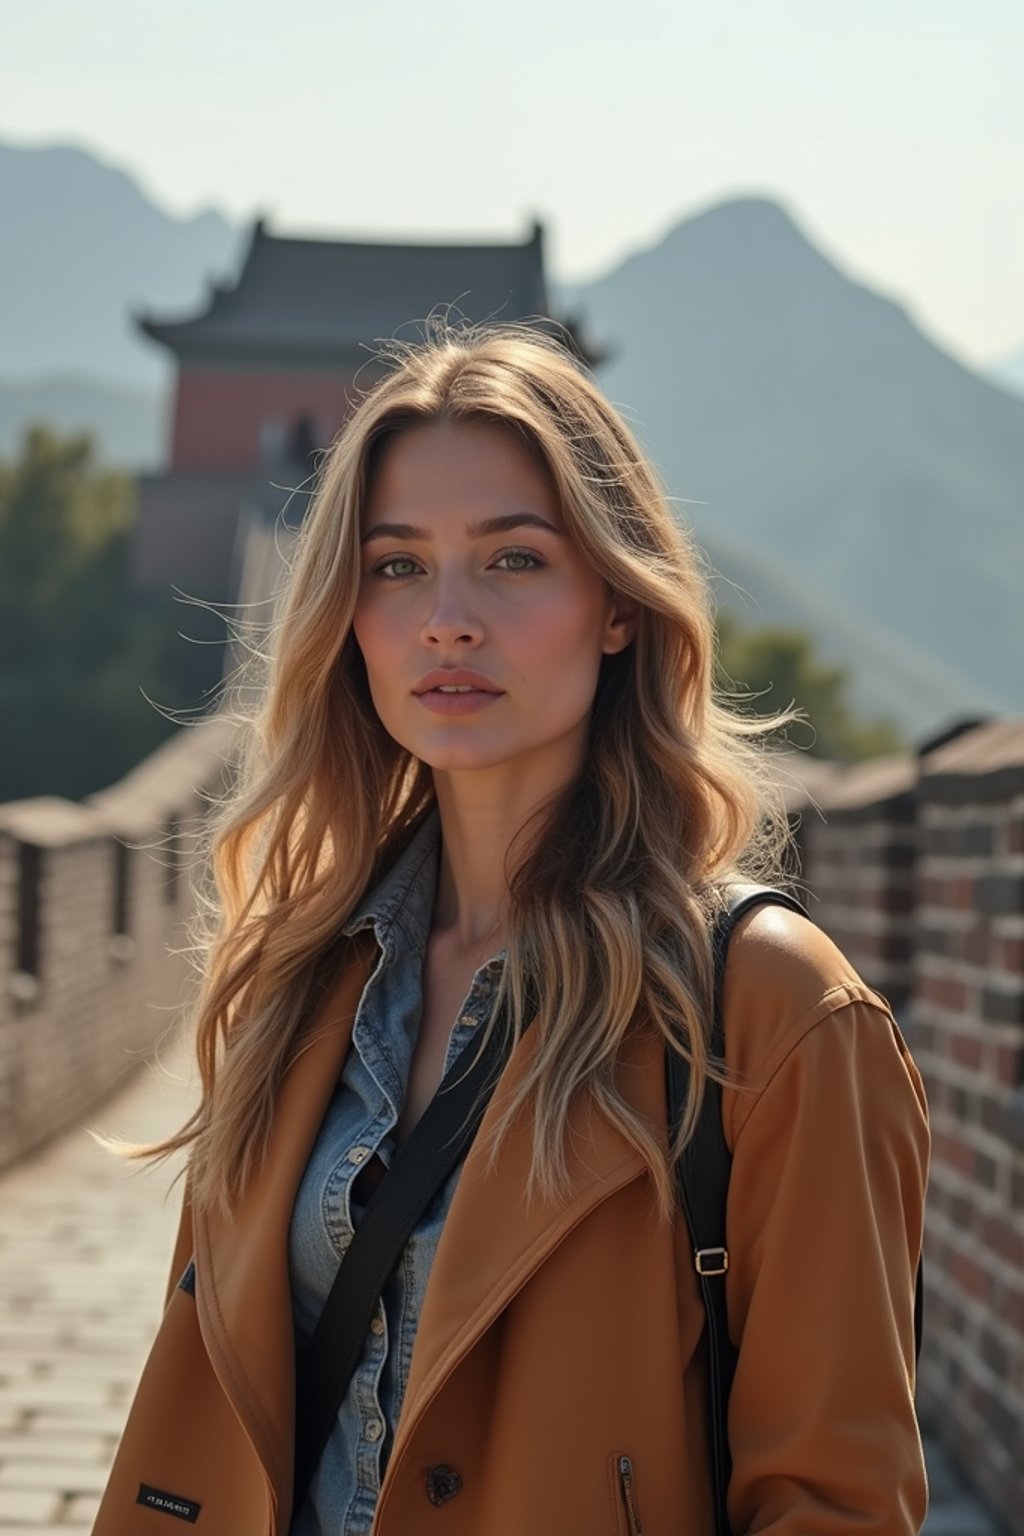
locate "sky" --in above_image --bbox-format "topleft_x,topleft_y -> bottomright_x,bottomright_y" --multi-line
4,0 -> 1021,367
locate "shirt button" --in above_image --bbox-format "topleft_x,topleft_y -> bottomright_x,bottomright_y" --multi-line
347,1145 -> 371,1164
365,1418 -> 383,1442
370,1316 -> 385,1336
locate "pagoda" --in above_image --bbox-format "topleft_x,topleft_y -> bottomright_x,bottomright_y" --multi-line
132,218 -> 596,602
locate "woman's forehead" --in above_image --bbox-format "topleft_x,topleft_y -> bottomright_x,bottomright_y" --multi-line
362,418 -> 562,527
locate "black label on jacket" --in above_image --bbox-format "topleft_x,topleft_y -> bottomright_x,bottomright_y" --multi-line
137,1484 -> 201,1523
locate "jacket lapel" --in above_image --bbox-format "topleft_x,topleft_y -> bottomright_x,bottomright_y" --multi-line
193,934 -> 378,1527
384,1021 -> 665,1476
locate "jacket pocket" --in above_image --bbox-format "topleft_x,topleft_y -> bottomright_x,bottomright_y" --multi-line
609,1452 -> 644,1535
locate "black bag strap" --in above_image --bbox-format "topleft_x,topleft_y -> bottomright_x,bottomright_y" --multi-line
292,1002 -> 518,1509
668,882 -> 924,1536
666,883 -> 808,1536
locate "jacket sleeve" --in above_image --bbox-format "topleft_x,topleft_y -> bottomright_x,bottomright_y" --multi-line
724,997 -> 930,1535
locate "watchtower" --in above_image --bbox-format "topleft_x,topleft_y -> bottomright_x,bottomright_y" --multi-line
132,218 -> 593,601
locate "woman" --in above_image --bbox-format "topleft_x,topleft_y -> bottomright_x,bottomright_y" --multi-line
93,322 -> 929,1536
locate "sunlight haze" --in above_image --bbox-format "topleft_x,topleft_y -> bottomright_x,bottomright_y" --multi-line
3,0 -> 1020,365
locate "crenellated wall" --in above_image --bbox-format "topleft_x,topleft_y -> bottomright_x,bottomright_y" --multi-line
0,716 -> 237,1169
790,720 -> 1024,1531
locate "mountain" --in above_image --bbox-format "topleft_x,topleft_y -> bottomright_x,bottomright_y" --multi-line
1,141 -> 1019,736
554,196 -> 1024,718
0,140 -> 243,386
700,524 -> 1003,736
0,374 -> 166,469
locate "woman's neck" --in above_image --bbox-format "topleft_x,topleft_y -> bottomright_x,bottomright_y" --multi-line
430,750 -> 581,951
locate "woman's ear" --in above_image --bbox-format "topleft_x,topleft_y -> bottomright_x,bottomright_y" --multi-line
602,597 -> 639,656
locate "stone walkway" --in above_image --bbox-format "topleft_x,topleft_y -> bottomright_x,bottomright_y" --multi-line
0,1035 -> 1007,1534
0,1031 -> 193,1533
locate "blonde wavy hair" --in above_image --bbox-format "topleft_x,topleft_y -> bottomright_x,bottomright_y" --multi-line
139,319 -> 798,1224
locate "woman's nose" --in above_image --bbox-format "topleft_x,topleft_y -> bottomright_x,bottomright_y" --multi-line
420,575 -> 484,648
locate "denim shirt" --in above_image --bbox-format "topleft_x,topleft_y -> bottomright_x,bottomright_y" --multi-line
287,809 -> 504,1536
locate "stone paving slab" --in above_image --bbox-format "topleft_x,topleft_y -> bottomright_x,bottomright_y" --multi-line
0,1029 -> 194,1530
0,1028 -> 1010,1533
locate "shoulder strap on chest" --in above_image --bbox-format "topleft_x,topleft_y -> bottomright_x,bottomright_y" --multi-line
673,883 -> 808,1258
668,882 -> 807,1536
669,882 -> 924,1536
292,1001 -> 517,1512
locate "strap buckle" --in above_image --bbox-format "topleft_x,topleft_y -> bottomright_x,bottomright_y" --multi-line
694,1247 -> 729,1276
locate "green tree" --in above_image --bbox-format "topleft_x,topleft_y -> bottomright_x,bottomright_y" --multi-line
0,426 -> 222,801
715,611 -> 904,761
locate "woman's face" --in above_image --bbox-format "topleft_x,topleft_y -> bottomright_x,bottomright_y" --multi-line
352,419 -> 635,781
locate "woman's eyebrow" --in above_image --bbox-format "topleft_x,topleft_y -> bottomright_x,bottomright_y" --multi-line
361,512 -> 565,543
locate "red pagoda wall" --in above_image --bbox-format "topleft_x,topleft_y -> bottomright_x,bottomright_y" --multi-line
169,366 -> 359,471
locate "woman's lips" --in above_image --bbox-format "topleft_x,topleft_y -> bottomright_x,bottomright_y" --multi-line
415,687 -> 504,716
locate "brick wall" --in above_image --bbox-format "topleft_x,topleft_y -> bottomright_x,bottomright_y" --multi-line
911,723 -> 1024,1521
0,717 -> 237,1170
791,720 -> 1024,1532
794,752 -> 918,1012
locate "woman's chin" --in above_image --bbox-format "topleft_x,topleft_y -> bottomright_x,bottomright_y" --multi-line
421,747 -> 515,775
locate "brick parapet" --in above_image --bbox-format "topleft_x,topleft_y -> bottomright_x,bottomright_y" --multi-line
0,717 -> 238,1171
788,752 -> 918,1010
910,723 -> 1024,1524
781,725 -> 1024,1528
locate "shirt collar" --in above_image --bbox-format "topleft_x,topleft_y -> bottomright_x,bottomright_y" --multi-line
342,806 -> 441,949
341,805 -> 508,978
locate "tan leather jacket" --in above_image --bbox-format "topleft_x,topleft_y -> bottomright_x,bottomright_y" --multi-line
92,906 -> 929,1535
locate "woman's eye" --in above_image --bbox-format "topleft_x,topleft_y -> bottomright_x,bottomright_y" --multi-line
372,556 -> 421,580
493,548 -> 543,572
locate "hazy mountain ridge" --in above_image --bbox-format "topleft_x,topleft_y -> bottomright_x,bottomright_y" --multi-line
554,196 -> 1024,717
0,373 -> 167,468
1,141 -> 1020,737
698,523 -> 1004,730
0,141 -> 243,386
